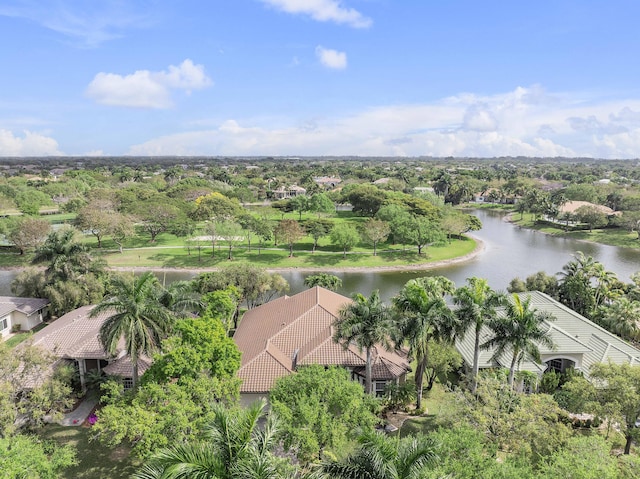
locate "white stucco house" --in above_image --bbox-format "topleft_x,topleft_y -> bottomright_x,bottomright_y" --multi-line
0,296 -> 50,338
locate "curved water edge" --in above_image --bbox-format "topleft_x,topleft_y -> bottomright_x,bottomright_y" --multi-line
1,210 -> 639,301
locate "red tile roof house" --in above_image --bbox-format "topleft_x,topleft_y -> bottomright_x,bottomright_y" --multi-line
233,286 -> 411,406
26,305 -> 149,391
0,296 -> 50,338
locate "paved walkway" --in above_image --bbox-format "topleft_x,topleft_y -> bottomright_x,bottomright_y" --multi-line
58,391 -> 99,426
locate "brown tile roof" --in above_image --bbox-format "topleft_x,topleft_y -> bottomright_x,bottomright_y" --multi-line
234,286 -> 410,393
27,305 -> 117,360
559,201 -> 619,216
103,355 -> 152,377
0,296 -> 49,317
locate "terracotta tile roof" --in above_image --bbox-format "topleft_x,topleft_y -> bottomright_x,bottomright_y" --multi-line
0,296 -> 49,317
234,286 -> 410,393
26,305 -> 117,360
103,355 -> 152,377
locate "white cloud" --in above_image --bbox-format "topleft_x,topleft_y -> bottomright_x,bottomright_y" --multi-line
261,0 -> 372,28
316,46 -> 347,69
0,129 -> 63,156
0,1 -> 152,48
86,60 -> 212,109
127,85 -> 640,159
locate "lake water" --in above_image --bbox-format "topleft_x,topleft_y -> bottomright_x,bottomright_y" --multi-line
1,209 -> 639,300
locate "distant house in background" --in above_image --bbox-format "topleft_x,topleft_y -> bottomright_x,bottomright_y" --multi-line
456,291 -> 640,379
372,177 -> 391,185
271,185 -> 307,199
234,286 -> 411,405
413,186 -> 435,195
558,200 -> 621,217
313,176 -> 342,189
27,305 -> 147,390
0,296 -> 49,338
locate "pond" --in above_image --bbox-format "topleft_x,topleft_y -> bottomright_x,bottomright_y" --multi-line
1,209 -> 639,300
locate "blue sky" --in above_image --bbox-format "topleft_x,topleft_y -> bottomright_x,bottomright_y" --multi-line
3,0 -> 640,158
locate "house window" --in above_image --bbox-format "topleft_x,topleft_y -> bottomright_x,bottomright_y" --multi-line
0,317 -> 7,331
375,381 -> 387,398
547,359 -> 562,373
122,378 -> 134,390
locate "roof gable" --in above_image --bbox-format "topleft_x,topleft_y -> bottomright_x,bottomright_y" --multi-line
234,286 -> 410,393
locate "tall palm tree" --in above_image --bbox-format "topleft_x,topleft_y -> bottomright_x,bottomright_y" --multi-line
90,272 -> 173,388
454,277 -> 505,393
334,290 -> 394,395
482,293 -> 555,387
312,429 -> 438,479
392,276 -> 456,409
134,400 -> 286,479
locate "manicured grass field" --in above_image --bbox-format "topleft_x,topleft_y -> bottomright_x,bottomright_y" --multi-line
399,383 -> 452,437
510,213 -> 640,249
40,425 -> 140,479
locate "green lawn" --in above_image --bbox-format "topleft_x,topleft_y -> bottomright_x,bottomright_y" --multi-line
39,425 -> 140,479
97,236 -> 477,270
510,213 -> 640,249
399,383 -> 452,437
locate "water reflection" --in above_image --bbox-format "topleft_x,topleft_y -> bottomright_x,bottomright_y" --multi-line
0,209 -> 638,301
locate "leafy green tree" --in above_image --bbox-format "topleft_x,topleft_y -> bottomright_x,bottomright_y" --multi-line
341,183 -> 387,216
360,218 -> 390,256
304,273 -> 342,291
289,195 -> 310,220
574,205 -> 608,232
5,216 -> 51,255
423,339 -> 463,391
330,223 -> 360,258
133,400 -> 289,478
0,434 -> 77,478
482,294 -> 555,387
75,200 -> 119,248
91,272 -> 174,388
312,429 -> 438,479
393,276 -> 456,409
192,191 -> 242,220
201,286 -> 239,333
274,219 -> 305,257
217,220 -> 244,260
309,192 -> 335,216
135,201 -> 184,242
539,435 -> 621,479
454,277 -> 505,393
196,263 -> 289,311
453,374 -> 572,464
0,341 -> 74,436
401,216 -> 445,256
334,290 -> 394,395
270,365 -> 379,463
94,376 -> 238,458
304,218 -> 333,253
562,362 -> 640,455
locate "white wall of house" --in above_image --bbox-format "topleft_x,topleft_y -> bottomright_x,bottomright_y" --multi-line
15,310 -> 45,332
0,314 -> 10,337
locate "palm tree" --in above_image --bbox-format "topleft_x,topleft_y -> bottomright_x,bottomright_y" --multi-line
312,429 -> 438,479
159,280 -> 204,317
134,400 -> 286,479
90,272 -> 173,388
597,297 -> 640,342
454,277 -> 505,393
32,227 -> 99,281
392,276 -> 456,409
334,290 -> 394,395
482,293 -> 555,387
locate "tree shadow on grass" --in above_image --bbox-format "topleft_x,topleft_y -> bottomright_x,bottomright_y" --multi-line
40,425 -> 140,479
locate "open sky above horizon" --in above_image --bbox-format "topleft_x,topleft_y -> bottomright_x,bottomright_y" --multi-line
3,0 -> 640,159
